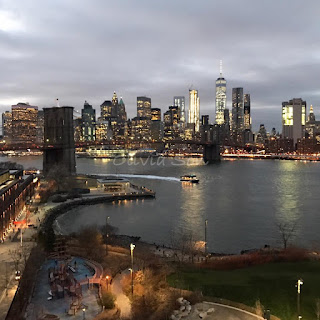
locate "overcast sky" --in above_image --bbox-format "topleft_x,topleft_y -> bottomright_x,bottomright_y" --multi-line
1,0 -> 320,132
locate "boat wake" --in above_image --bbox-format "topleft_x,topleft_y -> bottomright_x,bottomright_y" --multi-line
92,173 -> 180,182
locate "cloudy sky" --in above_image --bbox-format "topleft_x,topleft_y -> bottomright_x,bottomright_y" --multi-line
0,0 -> 319,131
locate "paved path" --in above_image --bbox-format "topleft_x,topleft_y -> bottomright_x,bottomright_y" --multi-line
186,302 -> 264,320
111,271 -> 131,319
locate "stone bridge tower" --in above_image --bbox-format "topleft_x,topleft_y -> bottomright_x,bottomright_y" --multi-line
43,106 -> 76,175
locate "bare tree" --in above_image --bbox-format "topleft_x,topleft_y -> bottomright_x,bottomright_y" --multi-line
170,230 -> 198,263
21,243 -> 34,268
9,248 -> 22,271
276,222 -> 297,249
46,164 -> 71,192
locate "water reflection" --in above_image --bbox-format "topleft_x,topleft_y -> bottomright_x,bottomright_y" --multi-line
275,161 -> 303,242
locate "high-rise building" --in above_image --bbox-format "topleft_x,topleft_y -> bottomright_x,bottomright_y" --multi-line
202,115 -> 209,126
100,100 -> 113,119
36,110 -> 44,143
2,111 -> 12,143
188,89 -> 200,132
173,96 -> 185,124
81,101 -> 96,141
137,96 -> 151,119
11,103 -> 38,144
282,98 -> 306,145
163,106 -> 180,140
215,62 -> 227,125
244,94 -> 251,130
231,88 -> 244,143
151,108 -> 161,121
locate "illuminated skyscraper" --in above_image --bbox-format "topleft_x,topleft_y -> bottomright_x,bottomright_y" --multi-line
81,101 -> 96,141
137,96 -> 151,119
173,96 -> 185,124
244,94 -> 251,130
11,103 -> 38,144
231,88 -> 244,143
2,111 -> 12,143
188,89 -> 200,132
215,61 -> 227,125
282,98 -> 306,145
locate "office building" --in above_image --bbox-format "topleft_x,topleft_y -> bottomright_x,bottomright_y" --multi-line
282,98 -> 306,145
188,89 -> 200,132
11,103 -> 38,144
36,110 -> 44,144
231,88 -> 244,144
215,62 -> 227,125
2,111 -> 12,143
81,101 -> 96,141
151,108 -> 161,121
173,96 -> 186,124
137,96 -> 151,119
244,94 -> 251,130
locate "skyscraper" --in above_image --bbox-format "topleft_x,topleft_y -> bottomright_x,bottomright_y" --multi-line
81,101 -> 96,141
231,88 -> 244,143
244,94 -> 251,130
282,98 -> 306,145
137,96 -> 152,119
2,111 -> 12,143
11,103 -> 38,144
173,96 -> 185,124
215,61 -> 227,125
188,89 -> 200,132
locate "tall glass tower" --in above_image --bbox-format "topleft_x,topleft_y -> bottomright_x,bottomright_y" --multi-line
188,89 -> 200,132
215,61 -> 227,125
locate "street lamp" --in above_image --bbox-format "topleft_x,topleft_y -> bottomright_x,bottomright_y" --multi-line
296,278 -> 303,319
106,275 -> 110,291
130,243 -> 135,296
82,308 -> 86,319
204,219 -> 208,256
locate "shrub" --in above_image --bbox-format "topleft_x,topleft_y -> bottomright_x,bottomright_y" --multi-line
101,291 -> 115,309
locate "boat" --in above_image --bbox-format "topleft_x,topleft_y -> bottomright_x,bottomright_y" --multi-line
180,175 -> 199,183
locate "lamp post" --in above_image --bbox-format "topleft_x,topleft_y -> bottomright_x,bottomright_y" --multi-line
204,219 -> 208,256
82,308 -> 86,319
130,243 -> 135,296
296,278 -> 303,319
106,275 -> 110,291
105,216 -> 110,256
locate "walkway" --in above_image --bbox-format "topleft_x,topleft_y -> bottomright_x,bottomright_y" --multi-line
185,302 -> 264,320
111,270 -> 131,319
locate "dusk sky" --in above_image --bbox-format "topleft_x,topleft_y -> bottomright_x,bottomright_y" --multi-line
1,0 -> 320,131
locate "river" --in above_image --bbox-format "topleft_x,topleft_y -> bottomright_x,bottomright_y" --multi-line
2,155 -> 320,253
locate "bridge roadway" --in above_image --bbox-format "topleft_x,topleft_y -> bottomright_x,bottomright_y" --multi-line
0,140 -> 221,163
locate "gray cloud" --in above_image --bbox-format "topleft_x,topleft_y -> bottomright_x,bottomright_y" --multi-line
0,0 -> 320,132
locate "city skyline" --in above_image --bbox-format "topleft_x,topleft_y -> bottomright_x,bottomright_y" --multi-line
1,0 -> 320,131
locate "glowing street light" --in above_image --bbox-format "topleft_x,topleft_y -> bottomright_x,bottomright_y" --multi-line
296,278 -> 303,319
130,243 -> 135,296
82,308 -> 86,319
106,275 -> 110,291
204,219 -> 208,256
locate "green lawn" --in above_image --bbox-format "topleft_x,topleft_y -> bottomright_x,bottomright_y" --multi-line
168,261 -> 320,320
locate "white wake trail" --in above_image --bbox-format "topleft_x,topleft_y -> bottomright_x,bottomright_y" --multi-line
91,173 -> 180,182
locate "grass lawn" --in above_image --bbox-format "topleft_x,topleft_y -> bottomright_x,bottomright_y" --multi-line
168,261 -> 320,320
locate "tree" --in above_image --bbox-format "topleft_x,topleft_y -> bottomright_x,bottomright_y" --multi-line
170,230 -> 198,263
100,221 -> 118,255
276,222 -> 297,249
9,248 -> 22,271
46,164 -> 71,192
77,226 -> 104,261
